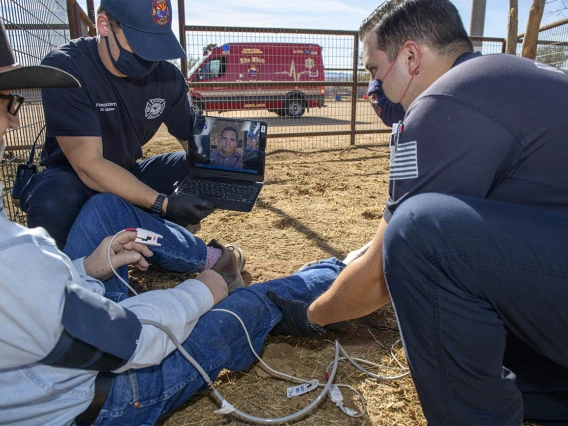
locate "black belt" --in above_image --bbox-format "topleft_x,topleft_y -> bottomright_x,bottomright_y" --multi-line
75,372 -> 113,425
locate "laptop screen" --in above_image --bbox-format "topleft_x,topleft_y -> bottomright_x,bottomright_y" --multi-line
189,116 -> 267,177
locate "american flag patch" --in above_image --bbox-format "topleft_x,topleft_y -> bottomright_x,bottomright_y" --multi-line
390,141 -> 418,180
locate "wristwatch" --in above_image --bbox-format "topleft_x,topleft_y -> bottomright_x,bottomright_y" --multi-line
150,193 -> 167,217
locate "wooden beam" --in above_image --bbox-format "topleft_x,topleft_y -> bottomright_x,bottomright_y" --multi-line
517,17 -> 568,39
520,0 -> 546,59
506,0 -> 518,54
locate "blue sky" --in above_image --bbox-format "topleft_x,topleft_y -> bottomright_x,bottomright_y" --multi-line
78,0 -> 564,38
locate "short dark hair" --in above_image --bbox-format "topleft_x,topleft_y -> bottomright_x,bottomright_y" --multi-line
221,126 -> 239,140
360,0 -> 473,62
96,6 -> 121,31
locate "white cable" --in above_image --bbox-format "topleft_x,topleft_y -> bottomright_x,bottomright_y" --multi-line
108,228 -> 409,423
324,338 -> 410,381
140,318 -> 339,424
211,309 -> 368,419
107,230 -> 139,296
211,308 -> 313,384
336,343 -> 411,381
390,338 -> 407,369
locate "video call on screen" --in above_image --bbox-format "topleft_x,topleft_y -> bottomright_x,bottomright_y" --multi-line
191,117 -> 264,175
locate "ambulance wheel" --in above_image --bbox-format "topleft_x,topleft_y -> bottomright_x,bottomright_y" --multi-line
286,98 -> 305,118
275,107 -> 287,117
190,100 -> 204,115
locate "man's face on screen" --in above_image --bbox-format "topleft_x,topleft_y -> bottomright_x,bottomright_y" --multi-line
221,130 -> 238,155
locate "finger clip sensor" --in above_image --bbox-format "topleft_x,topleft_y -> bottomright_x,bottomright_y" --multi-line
131,228 -> 163,246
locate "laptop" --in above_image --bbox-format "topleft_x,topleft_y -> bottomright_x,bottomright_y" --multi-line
174,116 -> 267,212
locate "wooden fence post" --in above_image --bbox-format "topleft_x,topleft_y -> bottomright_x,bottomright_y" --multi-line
178,0 -> 187,78
87,0 -> 96,36
521,0 -> 546,59
506,0 -> 518,54
66,0 -> 81,39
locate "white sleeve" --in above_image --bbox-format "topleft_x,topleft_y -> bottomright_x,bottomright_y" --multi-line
0,228 -> 103,368
114,279 -> 214,372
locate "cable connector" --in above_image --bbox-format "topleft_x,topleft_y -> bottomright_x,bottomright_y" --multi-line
286,379 -> 319,398
327,384 -> 343,403
213,399 -> 235,415
328,384 -> 362,418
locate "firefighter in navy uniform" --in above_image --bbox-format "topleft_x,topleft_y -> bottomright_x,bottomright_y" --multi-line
268,1 -> 568,425
20,0 -> 215,249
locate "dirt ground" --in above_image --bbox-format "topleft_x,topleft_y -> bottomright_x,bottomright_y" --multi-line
138,121 -> 428,426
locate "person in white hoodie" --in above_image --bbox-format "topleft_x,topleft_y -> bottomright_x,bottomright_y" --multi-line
0,21 -> 348,426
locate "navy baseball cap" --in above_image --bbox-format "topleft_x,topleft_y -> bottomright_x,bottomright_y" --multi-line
101,0 -> 185,61
0,21 -> 79,90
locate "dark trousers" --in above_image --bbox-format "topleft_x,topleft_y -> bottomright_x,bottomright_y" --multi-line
383,193 -> 568,426
20,151 -> 188,249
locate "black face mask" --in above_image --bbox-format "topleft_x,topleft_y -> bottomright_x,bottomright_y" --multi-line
104,32 -> 158,79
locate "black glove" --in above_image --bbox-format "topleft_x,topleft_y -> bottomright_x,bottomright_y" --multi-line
267,291 -> 327,337
166,192 -> 215,225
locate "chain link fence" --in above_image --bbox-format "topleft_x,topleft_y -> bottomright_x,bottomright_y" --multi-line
1,0 -> 71,222
184,26 -> 386,152
1,2 -> 566,222
184,29 -> 510,152
534,18 -> 568,70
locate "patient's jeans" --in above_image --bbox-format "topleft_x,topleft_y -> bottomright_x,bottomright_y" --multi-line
64,193 -> 345,425
94,258 -> 343,425
64,193 -> 208,303
23,151 -> 188,249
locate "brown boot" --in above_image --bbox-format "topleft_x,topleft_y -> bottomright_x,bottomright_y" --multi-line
208,240 -> 247,291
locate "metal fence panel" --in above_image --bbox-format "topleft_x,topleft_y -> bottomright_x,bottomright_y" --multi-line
0,0 -> 70,223
184,30 -> 519,152
534,19 -> 568,70
184,26 -> 390,151
1,10 -> 566,222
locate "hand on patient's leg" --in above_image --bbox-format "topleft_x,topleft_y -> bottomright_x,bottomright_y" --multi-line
196,270 -> 228,305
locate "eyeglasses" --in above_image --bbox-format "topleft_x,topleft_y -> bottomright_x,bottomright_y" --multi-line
0,93 -> 25,116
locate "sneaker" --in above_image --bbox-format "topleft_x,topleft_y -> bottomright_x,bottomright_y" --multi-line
208,239 -> 247,291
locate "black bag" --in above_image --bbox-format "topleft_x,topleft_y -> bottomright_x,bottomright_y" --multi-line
11,125 -> 45,201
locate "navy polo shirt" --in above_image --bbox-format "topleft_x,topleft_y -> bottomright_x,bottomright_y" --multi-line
385,53 -> 568,221
40,37 -> 190,170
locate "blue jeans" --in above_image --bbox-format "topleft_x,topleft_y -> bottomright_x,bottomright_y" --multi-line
64,193 -> 207,303
383,193 -> 568,425
22,151 -> 188,249
95,259 -> 343,425
64,193 -> 345,425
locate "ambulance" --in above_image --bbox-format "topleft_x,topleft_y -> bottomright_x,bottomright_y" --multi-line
187,43 -> 325,117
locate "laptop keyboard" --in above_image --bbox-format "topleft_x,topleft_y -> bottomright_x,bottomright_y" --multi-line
179,179 -> 259,203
